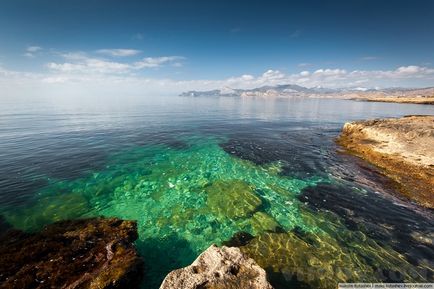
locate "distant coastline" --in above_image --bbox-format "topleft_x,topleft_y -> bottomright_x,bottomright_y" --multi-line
352,96 -> 434,105
180,85 -> 434,105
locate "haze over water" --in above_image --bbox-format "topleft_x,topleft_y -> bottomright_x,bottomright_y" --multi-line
0,96 -> 433,288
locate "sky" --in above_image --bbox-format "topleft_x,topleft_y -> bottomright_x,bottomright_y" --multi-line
1,0 -> 434,96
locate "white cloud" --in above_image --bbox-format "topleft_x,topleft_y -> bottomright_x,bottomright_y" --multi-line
96,49 -> 142,57
2,62 -> 434,98
46,53 -> 184,74
313,68 -> 347,76
261,69 -> 285,81
27,46 -> 42,52
134,56 -> 184,69
24,46 -> 43,57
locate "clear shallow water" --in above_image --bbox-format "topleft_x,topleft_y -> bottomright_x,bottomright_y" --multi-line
0,96 -> 433,288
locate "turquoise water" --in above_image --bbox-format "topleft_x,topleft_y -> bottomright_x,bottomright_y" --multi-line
0,96 -> 433,287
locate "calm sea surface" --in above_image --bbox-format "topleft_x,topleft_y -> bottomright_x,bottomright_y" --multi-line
0,96 -> 433,288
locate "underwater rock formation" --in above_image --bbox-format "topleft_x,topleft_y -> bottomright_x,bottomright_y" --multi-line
249,212 -> 281,234
159,244 -> 273,289
239,227 -> 431,289
338,115 -> 434,208
206,180 -> 262,219
0,217 -> 143,289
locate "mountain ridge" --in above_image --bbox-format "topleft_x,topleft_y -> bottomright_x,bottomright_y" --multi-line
180,84 -> 434,99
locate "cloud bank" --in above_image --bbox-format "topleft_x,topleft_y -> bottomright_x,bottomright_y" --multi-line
2,47 -> 434,97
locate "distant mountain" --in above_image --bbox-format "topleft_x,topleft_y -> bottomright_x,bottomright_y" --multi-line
180,84 -> 336,97
180,84 -> 434,99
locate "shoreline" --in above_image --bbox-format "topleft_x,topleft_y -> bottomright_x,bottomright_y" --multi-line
352,96 -> 434,105
337,115 -> 434,209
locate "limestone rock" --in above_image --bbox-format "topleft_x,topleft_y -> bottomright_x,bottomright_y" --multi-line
337,115 -> 434,208
159,244 -> 273,289
0,217 -> 143,289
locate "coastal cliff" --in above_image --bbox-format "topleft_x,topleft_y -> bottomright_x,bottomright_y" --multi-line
337,115 -> 434,208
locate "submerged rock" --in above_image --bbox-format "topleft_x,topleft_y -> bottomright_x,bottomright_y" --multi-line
206,180 -> 262,219
337,115 -> 434,208
249,212 -> 281,234
159,244 -> 273,289
222,231 -> 255,247
239,227 -> 430,289
0,217 -> 143,289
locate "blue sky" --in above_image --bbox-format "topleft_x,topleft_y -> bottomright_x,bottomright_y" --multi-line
1,0 -> 434,95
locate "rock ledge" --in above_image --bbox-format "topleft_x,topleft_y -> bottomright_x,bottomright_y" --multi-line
159,244 -> 273,289
337,115 -> 434,208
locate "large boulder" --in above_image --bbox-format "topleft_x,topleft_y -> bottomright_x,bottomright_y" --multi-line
0,217 -> 143,289
159,244 -> 273,289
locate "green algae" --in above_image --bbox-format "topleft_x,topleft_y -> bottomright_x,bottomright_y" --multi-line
241,207 -> 432,288
206,180 -> 262,219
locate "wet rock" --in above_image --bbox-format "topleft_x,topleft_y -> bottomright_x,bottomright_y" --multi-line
0,217 -> 143,289
159,244 -> 273,289
337,115 -> 434,208
206,180 -> 262,219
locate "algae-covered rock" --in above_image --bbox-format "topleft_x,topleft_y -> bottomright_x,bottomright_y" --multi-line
240,228 -> 427,289
250,212 -> 280,234
0,217 -> 143,289
159,244 -> 273,289
206,180 -> 262,219
4,192 -> 91,230
240,231 -> 373,288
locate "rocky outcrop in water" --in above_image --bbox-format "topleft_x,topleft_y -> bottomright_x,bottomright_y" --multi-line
159,244 -> 273,289
337,115 -> 434,208
0,217 -> 143,289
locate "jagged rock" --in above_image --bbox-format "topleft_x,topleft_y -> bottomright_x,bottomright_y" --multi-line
0,217 -> 143,289
159,244 -> 273,289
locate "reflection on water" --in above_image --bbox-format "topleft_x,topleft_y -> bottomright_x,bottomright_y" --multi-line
0,96 -> 433,288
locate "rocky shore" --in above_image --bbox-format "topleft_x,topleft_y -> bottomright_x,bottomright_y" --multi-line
354,96 -> 434,105
338,115 -> 434,208
0,217 -> 143,289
